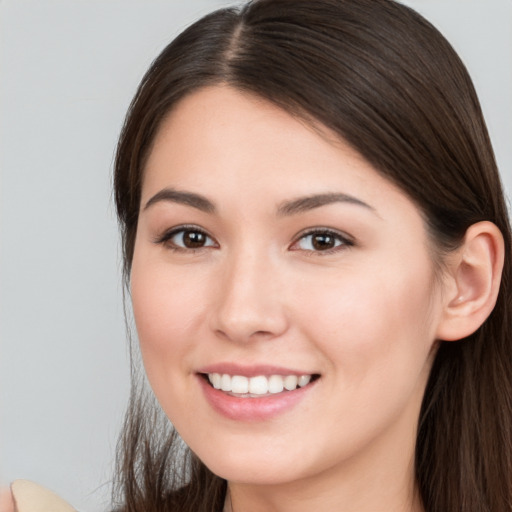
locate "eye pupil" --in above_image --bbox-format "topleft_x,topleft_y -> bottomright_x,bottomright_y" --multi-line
312,234 -> 335,250
183,231 -> 206,248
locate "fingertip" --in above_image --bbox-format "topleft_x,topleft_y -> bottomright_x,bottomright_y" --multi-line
0,486 -> 16,512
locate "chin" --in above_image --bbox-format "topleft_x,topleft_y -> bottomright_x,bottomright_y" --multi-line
205,458 -> 303,486
189,435 -> 319,486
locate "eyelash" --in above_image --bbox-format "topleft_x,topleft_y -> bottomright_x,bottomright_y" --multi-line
153,225 -> 218,253
289,228 -> 354,255
154,226 -> 354,255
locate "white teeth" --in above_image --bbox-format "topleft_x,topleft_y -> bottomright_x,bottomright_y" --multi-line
220,374 -> 231,392
268,375 -> 284,394
207,373 -> 314,395
284,375 -> 298,391
298,375 -> 311,387
249,375 -> 268,395
208,373 -> 222,389
231,375 -> 249,394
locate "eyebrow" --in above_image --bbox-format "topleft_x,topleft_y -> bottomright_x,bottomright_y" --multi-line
277,192 -> 375,216
143,188 -> 216,213
143,188 -> 375,217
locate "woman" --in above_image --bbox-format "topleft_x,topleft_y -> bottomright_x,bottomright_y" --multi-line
111,0 -> 512,510
6,0 -> 511,510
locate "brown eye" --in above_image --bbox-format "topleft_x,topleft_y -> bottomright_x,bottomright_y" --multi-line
292,229 -> 352,253
311,233 -> 336,250
163,228 -> 217,250
182,230 -> 208,248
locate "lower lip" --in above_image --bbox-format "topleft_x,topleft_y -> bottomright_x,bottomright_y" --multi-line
198,375 -> 317,421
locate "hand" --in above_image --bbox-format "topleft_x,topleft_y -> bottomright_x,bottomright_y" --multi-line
0,487 -> 15,512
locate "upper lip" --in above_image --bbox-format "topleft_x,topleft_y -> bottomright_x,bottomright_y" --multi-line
197,363 -> 317,378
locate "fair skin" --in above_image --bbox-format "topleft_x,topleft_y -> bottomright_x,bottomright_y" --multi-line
0,488 -> 15,512
130,86 -> 503,512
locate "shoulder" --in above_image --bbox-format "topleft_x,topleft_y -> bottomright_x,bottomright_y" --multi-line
10,480 -> 76,512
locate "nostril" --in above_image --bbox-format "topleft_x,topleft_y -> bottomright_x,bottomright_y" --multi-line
212,324 -> 285,344
250,330 -> 276,338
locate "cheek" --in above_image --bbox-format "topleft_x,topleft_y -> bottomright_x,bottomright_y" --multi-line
288,261 -> 440,460
296,258 -> 439,387
130,254 -> 208,393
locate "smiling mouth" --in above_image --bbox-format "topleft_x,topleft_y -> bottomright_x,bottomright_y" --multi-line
202,373 -> 320,397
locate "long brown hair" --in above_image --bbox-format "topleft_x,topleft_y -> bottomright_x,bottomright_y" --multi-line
113,1 -> 512,510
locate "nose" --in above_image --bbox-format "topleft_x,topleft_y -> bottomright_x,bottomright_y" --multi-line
209,249 -> 289,343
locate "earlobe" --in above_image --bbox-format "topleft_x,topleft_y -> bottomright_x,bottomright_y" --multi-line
436,221 -> 505,342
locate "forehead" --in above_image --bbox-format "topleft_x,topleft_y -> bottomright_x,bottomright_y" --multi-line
142,85 -> 418,221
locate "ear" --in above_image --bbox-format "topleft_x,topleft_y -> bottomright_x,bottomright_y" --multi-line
436,221 -> 505,341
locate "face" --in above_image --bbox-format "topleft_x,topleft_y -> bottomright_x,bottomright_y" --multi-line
131,86 -> 444,488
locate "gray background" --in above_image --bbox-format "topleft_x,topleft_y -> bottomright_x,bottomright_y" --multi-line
1,1 -> 511,510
